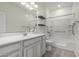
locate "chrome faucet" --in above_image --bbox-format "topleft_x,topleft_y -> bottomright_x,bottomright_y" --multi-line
31,24 -> 37,32
21,26 -> 31,32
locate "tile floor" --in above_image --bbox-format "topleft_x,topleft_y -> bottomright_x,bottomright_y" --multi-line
43,46 -> 76,57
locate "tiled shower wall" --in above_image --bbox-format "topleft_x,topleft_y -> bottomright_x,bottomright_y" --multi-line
46,3 -> 79,54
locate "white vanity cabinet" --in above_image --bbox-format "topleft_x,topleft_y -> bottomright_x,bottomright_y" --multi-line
0,34 -> 46,57
6,50 -> 21,57
0,41 -> 21,57
23,37 -> 42,57
41,36 -> 46,55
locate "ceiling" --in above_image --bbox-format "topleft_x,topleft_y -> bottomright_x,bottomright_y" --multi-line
10,2 -> 74,16
11,2 -> 73,11
37,2 -> 73,11
10,2 -> 37,15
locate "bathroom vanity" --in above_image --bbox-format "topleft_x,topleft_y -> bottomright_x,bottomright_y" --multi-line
0,33 -> 46,57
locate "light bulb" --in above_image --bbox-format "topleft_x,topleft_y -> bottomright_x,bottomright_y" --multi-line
31,2 -> 35,5
29,7 -> 33,10
21,2 -> 26,5
57,4 -> 61,8
26,4 -> 30,8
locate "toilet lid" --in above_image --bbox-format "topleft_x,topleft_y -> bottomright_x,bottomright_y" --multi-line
46,40 -> 54,43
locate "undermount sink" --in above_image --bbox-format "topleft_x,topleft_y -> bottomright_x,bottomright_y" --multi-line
23,33 -> 27,36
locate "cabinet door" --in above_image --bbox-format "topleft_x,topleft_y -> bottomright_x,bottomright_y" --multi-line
42,39 -> 46,55
24,44 -> 35,57
24,40 -> 41,57
41,36 -> 46,55
0,42 -> 21,57
6,50 -> 21,57
35,41 -> 41,57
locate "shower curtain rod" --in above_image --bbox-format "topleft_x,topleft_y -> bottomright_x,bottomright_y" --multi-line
47,13 -> 75,19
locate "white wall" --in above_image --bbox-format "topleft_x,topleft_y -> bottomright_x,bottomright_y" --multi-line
46,5 -> 75,51
0,2 -> 35,32
0,12 -> 6,33
46,2 -> 79,55
0,2 -> 46,33
72,3 -> 79,56
47,7 -> 72,17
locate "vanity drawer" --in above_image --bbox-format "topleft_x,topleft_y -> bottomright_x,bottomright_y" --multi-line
0,41 -> 21,56
23,37 -> 41,47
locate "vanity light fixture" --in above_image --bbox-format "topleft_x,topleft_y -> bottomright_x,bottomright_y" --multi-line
21,2 -> 26,5
57,4 -> 61,8
20,2 -> 38,11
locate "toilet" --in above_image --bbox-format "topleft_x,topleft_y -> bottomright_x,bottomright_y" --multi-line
46,39 -> 54,51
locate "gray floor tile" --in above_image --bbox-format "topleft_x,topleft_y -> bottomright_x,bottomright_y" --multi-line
43,46 -> 76,57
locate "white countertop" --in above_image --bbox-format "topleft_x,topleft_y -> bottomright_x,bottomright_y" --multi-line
0,33 -> 45,46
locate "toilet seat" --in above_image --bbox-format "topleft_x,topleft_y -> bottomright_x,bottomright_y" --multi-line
46,40 -> 54,45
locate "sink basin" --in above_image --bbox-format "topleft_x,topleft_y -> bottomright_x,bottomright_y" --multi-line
23,33 -> 27,36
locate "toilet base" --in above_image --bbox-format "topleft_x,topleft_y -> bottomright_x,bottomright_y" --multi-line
46,40 -> 54,51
